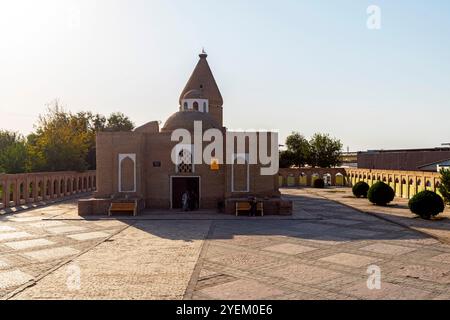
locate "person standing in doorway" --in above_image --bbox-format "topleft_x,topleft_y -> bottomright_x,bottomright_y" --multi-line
182,190 -> 190,211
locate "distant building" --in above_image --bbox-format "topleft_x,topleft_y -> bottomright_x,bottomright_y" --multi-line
339,152 -> 357,168
357,148 -> 450,172
423,159 -> 450,172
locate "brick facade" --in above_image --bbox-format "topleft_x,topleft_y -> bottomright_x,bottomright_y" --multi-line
80,52 -> 290,215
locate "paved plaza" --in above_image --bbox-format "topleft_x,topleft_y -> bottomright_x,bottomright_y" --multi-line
1,189 -> 450,300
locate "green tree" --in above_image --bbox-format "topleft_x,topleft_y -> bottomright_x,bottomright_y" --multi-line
308,133 -> 343,168
279,150 -> 295,168
71,111 -> 106,170
25,103 -> 136,172
0,130 -> 20,150
85,112 -> 134,169
105,112 -> 135,131
1,102 -> 136,173
284,132 -> 310,167
26,104 -> 92,172
0,131 -> 28,173
439,168 -> 450,205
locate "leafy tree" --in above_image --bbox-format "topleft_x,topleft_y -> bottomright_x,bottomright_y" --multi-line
439,168 -> 450,205
308,133 -> 343,168
25,103 -> 136,172
1,102 -> 136,173
105,112 -> 135,132
279,150 -> 295,168
284,132 -> 310,167
26,105 -> 92,172
0,130 -> 21,150
0,131 -> 28,173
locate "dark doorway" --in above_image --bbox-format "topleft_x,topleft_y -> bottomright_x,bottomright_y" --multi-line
171,177 -> 200,209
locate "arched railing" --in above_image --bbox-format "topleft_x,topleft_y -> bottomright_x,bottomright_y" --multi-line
278,168 -> 441,200
0,171 -> 96,209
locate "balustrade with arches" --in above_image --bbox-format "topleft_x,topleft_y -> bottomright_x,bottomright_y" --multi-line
0,171 -> 96,209
278,168 -> 442,200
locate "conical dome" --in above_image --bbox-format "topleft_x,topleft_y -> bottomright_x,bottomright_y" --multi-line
179,52 -> 223,107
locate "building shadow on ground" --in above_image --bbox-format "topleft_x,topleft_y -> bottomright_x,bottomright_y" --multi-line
95,193 -> 437,243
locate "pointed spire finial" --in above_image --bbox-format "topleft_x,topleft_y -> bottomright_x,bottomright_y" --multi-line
199,47 -> 207,59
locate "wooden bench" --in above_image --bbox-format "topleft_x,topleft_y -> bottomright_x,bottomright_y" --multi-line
108,201 -> 137,216
235,201 -> 252,216
235,201 -> 264,216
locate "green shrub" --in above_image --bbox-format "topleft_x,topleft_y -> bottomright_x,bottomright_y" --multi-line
368,182 -> 395,206
352,181 -> 370,198
439,169 -> 450,205
408,190 -> 445,220
313,178 -> 325,188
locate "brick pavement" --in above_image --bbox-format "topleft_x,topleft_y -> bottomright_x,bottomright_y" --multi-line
1,191 -> 450,300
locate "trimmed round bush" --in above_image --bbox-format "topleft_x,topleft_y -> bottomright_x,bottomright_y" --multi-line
313,178 -> 325,188
408,190 -> 444,220
368,182 -> 395,206
352,181 -> 370,198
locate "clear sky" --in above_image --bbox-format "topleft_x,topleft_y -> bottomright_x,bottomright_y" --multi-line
1,0 -> 449,151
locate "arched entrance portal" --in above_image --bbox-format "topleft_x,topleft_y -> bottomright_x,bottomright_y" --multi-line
170,176 -> 200,210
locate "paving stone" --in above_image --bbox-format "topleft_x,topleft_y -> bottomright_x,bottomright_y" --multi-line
266,263 -> 342,285
29,221 -> 66,228
337,228 -> 382,238
13,221 -> 210,300
392,237 -> 440,246
67,231 -> 110,241
290,223 -> 335,233
304,236 -> 349,246
342,281 -> 431,300
94,221 -> 127,228
433,292 -> 450,300
198,279 -> 285,300
391,265 -> 450,284
9,216 -> 42,222
319,253 -> 380,268
429,253 -> 450,264
263,243 -> 318,255
23,247 -> 80,262
47,226 -> 87,234
199,268 -> 220,279
360,243 -> 417,255
4,238 -> 55,250
324,219 -> 361,226
0,232 -> 32,241
0,270 -> 33,289
209,251 -> 280,269
3,189 -> 450,300
0,226 -> 16,232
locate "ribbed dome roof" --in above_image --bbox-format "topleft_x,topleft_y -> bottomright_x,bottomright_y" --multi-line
183,89 -> 205,100
161,111 -> 220,132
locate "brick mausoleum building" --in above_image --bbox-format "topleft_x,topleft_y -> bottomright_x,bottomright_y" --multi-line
78,51 -> 291,216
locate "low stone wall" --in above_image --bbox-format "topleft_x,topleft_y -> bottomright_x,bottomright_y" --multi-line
278,167 -> 442,200
346,168 -> 441,199
278,168 -> 348,188
0,171 -> 96,209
